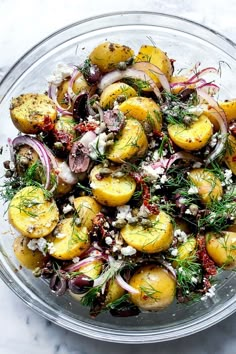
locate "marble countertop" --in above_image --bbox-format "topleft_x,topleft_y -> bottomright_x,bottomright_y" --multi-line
1,0 -> 236,353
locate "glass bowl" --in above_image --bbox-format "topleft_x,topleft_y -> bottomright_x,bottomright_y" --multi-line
0,12 -> 236,344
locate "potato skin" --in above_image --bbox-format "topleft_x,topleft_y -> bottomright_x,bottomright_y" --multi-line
188,168 -> 223,205
73,196 -> 102,230
121,211 -> 173,253
100,82 -> 137,109
10,94 -> 57,134
119,96 -> 162,133
168,114 -> 213,151
13,235 -> 48,270
107,118 -> 148,163
57,74 -> 89,110
206,231 -> 236,269
89,42 -> 134,73
225,134 -> 236,175
79,259 -> 103,279
50,218 -> 90,260
129,265 -> 176,310
8,186 -> 59,238
135,45 -> 172,87
90,164 -> 136,207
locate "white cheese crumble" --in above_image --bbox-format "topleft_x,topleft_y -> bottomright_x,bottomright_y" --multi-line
221,169 -> 233,187
72,257 -> 80,263
187,185 -> 198,195
174,229 -> 188,243
27,238 -> 47,256
46,63 -> 74,86
89,132 -> 107,160
192,161 -> 202,168
201,285 -> 216,301
47,242 -> 56,255
55,233 -> 67,239
160,174 -> 167,184
105,236 -> 113,245
169,247 -> 178,256
141,163 -> 165,181
62,204 -> 73,214
121,245 -> 137,256
116,205 -> 132,220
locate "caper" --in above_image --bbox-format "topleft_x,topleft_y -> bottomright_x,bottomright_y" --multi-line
113,218 -> 127,229
189,204 -> 199,216
140,219 -> 152,227
117,61 -> 127,71
5,170 -> 13,178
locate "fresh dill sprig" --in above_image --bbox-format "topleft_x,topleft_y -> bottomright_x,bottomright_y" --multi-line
76,181 -> 92,194
105,294 -> 130,310
80,286 -> 102,307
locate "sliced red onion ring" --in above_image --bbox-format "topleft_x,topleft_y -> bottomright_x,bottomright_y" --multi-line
48,83 -> 72,116
12,135 -> 51,190
155,259 -> 176,279
115,274 -> 140,294
65,256 -> 100,272
67,67 -> 80,101
197,82 -> 220,95
98,68 -> 162,100
197,88 -> 228,164
188,67 -> 219,83
166,152 -> 202,170
132,62 -> 171,92
170,78 -> 206,89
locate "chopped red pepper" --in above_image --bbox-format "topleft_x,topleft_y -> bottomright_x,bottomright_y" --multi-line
53,130 -> 74,151
41,115 -> 55,132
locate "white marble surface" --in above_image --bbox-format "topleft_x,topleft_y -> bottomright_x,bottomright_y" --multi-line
1,0 -> 236,353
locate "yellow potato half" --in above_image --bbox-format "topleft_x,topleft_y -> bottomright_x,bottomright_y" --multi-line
73,196 -> 102,230
79,259 -> 103,279
135,45 -> 172,87
100,82 -> 137,109
121,211 -> 173,253
13,235 -> 48,270
225,134 -> 236,175
168,114 -> 213,151
170,75 -> 195,94
105,278 -> 126,306
129,265 -> 176,311
90,164 -> 136,207
206,231 -> 236,269
89,42 -> 134,73
57,74 -> 89,110
188,168 -> 223,205
119,96 -> 162,133
10,94 -> 57,134
8,186 -> 59,238
107,118 -> 148,163
50,218 -> 90,260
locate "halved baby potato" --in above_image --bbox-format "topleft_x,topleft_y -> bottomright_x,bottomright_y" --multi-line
73,196 -> 102,230
135,45 -> 173,87
168,114 -> 213,151
90,164 -> 136,207
13,235 -> 48,270
204,99 -> 236,128
100,82 -> 137,109
188,168 -> 223,205
119,96 -> 162,133
170,75 -> 195,95
206,231 -> 236,269
121,210 -> 173,253
107,118 -> 148,163
8,186 -> 59,238
105,278 -> 126,306
53,115 -> 77,138
225,134 -> 236,175
10,94 -> 57,134
89,42 -> 134,73
129,265 -> 176,310
49,217 -> 90,260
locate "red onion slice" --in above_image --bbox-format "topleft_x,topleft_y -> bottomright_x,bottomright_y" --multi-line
67,68 -> 80,101
197,88 -> 227,164
166,152 -> 202,170
65,256 -> 100,272
98,68 -> 162,100
188,67 -> 219,83
115,274 -> 140,294
132,62 -> 171,92
12,135 -> 51,190
48,83 -> 72,115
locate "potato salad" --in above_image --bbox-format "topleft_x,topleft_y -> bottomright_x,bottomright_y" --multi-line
2,41 -> 236,318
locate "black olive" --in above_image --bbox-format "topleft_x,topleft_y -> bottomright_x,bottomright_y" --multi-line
179,88 -> 196,102
49,272 -> 67,296
84,64 -> 101,85
110,301 -> 140,317
68,274 -> 94,294
73,92 -> 89,120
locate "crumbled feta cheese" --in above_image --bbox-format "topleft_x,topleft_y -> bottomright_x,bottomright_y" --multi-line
192,161 -> 202,168
90,182 -> 96,189
47,242 -> 55,255
169,247 -> 178,256
116,205 -> 131,220
141,163 -> 165,181
186,106 -> 204,116
187,185 -> 198,195
185,208 -> 192,215
201,285 -> 216,301
56,233 -> 66,239
46,63 -> 74,86
89,132 -> 107,160
105,236 -> 113,245
160,174 -> 167,184
148,140 -> 156,149
121,245 -> 137,256
222,169 -> 233,187
137,204 -> 150,218
191,276 -> 198,284
72,257 -> 80,263
27,238 -> 47,256
63,204 -> 73,214
174,229 -> 188,243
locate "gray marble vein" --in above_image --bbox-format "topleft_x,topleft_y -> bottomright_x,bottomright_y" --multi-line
1,0 -> 236,353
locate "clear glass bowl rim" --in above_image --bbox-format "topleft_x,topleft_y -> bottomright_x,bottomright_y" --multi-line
0,11 -> 236,344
